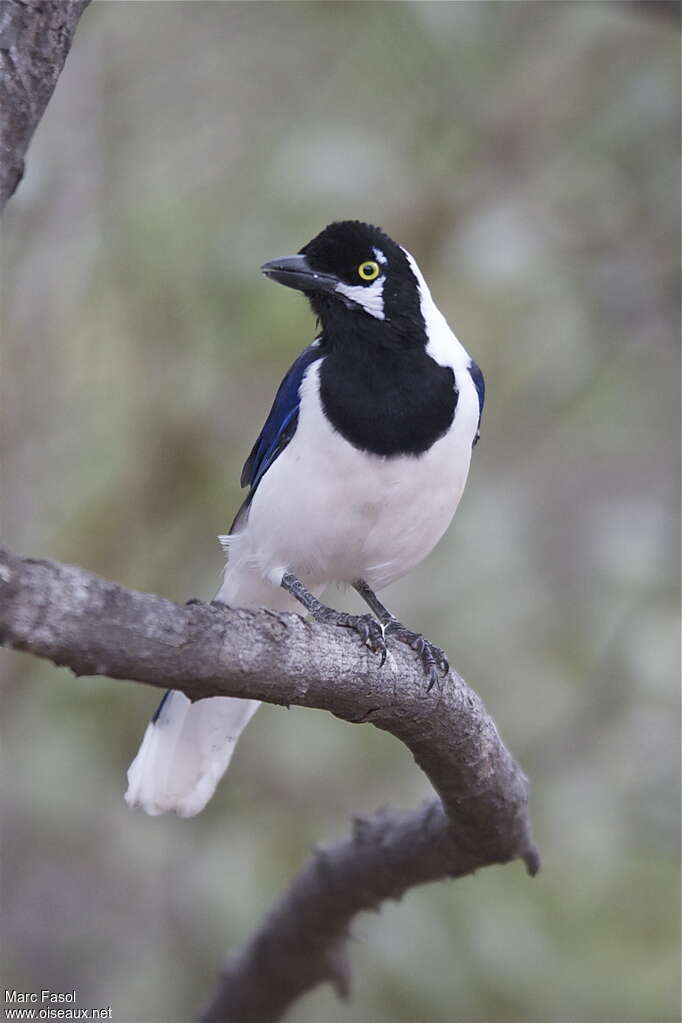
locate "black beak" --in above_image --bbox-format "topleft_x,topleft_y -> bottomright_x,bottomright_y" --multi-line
260,254 -> 338,294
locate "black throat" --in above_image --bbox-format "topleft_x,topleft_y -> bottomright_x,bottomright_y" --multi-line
317,319 -> 458,458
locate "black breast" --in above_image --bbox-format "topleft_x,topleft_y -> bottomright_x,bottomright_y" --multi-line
318,340 -> 458,457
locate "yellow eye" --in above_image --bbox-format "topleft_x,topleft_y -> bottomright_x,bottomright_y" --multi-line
358,260 -> 380,282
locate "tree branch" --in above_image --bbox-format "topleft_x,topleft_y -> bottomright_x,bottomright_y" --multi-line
0,0 -> 91,211
1,546 -> 539,1021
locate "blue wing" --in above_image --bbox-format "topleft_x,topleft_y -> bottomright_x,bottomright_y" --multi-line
468,359 -> 485,446
240,339 -> 324,497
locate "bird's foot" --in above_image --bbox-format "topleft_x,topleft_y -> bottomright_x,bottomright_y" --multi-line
315,607 -> 388,665
384,620 -> 449,691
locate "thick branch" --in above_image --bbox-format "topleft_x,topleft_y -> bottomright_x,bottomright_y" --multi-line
202,802 -> 486,1023
0,0 -> 91,211
0,547 -> 539,1021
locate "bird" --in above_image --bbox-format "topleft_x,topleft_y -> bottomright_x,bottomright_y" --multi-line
125,220 -> 485,818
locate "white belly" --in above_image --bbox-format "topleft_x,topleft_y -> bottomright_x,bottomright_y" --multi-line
223,360 -> 479,595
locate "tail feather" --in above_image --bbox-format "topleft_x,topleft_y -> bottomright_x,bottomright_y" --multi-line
125,558 -> 308,818
125,690 -> 260,817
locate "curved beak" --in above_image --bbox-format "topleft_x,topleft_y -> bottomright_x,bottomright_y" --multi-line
260,254 -> 338,294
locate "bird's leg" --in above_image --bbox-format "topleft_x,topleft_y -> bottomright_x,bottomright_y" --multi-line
281,571 -> 387,664
353,579 -> 449,691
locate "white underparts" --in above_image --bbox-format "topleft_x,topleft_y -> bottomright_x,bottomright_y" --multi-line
223,358 -> 479,593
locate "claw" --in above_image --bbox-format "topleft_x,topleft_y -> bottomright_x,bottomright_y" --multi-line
335,613 -> 388,667
366,624 -> 387,664
383,620 -> 450,689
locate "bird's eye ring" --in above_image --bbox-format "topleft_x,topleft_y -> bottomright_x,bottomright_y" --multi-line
358,260 -> 380,282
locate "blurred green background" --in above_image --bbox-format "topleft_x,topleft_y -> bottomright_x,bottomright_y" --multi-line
1,3 -> 679,1021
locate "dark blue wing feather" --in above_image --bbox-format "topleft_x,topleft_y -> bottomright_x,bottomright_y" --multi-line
240,340 -> 324,495
468,359 -> 485,446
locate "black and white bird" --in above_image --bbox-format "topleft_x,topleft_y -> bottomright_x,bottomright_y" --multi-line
125,220 -> 484,818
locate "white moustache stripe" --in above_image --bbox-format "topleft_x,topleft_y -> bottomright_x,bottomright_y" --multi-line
335,278 -> 385,320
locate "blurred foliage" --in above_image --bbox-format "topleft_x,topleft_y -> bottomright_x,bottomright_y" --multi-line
1,3 -> 679,1022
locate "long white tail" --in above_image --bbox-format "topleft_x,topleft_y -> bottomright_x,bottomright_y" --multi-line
124,690 -> 260,817
124,553 -> 305,817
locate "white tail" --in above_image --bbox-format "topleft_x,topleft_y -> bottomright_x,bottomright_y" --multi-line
124,553 -> 305,818
125,690 -> 260,817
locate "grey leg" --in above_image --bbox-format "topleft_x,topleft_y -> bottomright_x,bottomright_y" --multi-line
281,572 -> 388,664
353,580 -> 395,625
354,579 -> 450,691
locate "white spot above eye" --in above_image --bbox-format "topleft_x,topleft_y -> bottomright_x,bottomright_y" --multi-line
373,247 -> 388,265
334,277 -> 385,320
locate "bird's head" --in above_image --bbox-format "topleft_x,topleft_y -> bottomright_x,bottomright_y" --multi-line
261,221 -> 427,343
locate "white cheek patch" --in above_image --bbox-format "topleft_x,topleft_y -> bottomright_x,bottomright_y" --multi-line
334,277 -> 386,320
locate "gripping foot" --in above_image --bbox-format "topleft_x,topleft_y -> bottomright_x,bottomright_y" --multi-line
281,572 -> 388,664
280,571 -> 450,686
384,621 -> 449,691
354,579 -> 450,690
315,606 -> 388,663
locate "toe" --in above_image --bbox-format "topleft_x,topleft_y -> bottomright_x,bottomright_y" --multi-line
356,619 -> 370,644
366,620 -> 388,662
343,615 -> 388,665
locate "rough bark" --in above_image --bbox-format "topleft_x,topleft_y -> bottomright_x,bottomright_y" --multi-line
1,546 -> 539,1021
0,0 -> 90,211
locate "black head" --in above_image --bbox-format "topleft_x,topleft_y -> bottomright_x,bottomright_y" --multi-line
261,221 -> 426,345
